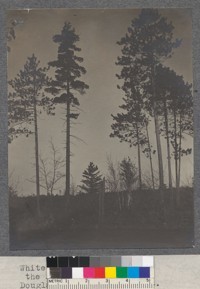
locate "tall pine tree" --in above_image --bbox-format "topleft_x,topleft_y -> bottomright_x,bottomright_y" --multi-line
9,54 -> 52,216
110,90 -> 146,189
46,22 -> 89,197
111,57 -> 154,189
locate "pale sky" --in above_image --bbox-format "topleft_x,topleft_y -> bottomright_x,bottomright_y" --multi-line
7,8 -> 193,195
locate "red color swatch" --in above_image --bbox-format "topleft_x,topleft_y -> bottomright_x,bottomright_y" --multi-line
95,267 -> 105,278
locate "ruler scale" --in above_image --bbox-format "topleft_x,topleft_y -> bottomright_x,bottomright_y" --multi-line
46,256 -> 155,289
47,280 -> 155,289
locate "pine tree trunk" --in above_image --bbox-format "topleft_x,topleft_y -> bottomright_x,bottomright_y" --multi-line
136,123 -> 142,189
66,98 -> 70,197
33,99 -> 40,217
145,121 -> 155,189
151,62 -> 164,190
154,113 -> 164,187
131,84 -> 142,189
176,113 -> 182,207
173,109 -> 178,189
164,100 -> 172,189
177,113 -> 182,189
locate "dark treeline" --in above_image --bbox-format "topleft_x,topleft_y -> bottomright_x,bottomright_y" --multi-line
8,9 -> 193,247
10,188 -> 193,232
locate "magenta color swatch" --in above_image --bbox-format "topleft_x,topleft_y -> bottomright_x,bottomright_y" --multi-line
84,267 -> 95,278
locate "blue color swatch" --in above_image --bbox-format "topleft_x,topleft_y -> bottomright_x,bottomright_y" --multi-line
139,267 -> 150,278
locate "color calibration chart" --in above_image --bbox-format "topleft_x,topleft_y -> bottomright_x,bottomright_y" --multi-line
46,256 -> 154,289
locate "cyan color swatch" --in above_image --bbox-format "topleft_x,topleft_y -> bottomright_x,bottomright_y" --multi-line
127,267 -> 139,278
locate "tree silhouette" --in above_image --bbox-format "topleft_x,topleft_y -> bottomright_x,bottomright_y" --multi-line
119,9 -> 181,189
120,157 -> 138,190
167,73 -> 192,191
110,83 -> 155,188
111,95 -> 146,189
176,88 -> 193,190
154,64 -> 192,190
111,44 -> 155,189
9,54 -> 52,216
80,162 -> 102,194
153,64 -> 175,189
142,118 -> 155,189
119,157 -> 138,208
111,52 -> 148,189
46,22 -> 89,197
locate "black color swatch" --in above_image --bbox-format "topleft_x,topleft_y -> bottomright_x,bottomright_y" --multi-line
47,257 -> 58,267
69,256 -> 79,267
58,257 -> 69,267
79,257 -> 90,267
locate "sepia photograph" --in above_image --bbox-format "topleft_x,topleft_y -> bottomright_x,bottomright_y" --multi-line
7,8 -> 194,250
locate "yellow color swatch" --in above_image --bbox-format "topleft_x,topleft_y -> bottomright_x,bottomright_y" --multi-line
105,267 -> 116,278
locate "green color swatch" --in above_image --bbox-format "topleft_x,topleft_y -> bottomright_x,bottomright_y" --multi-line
116,267 -> 127,278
